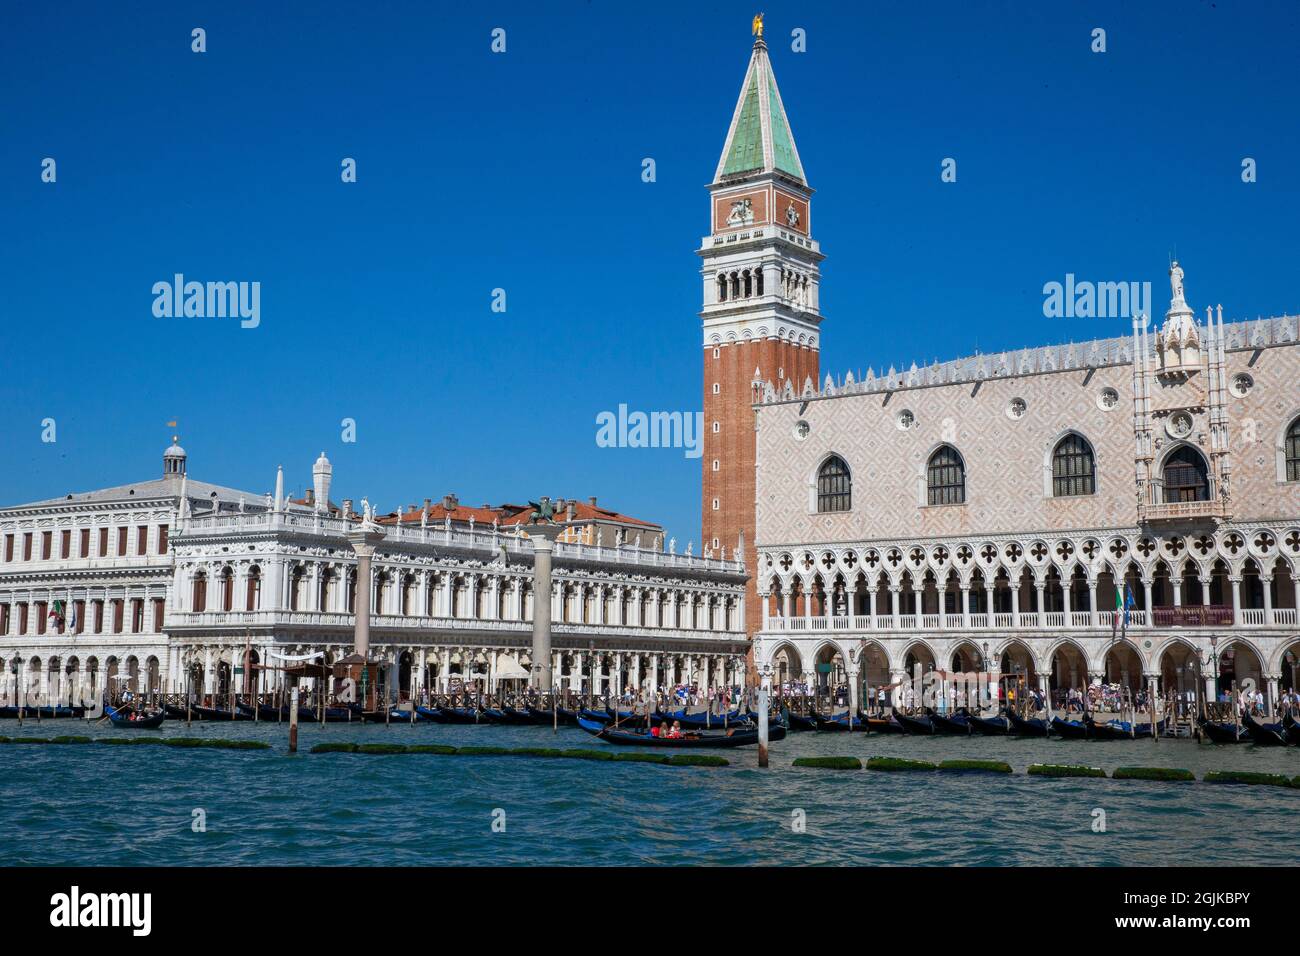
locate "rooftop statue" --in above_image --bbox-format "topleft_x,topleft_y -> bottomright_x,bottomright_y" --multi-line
752,12 -> 764,38
1169,260 -> 1186,307
529,496 -> 555,524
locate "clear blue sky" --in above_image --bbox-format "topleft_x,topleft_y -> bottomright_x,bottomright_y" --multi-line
2,0 -> 1297,543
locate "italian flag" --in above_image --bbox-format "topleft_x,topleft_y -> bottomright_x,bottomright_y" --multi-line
1112,587 -> 1122,638
49,600 -> 66,626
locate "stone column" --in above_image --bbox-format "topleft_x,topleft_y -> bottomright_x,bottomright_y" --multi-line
1088,581 -> 1099,627
346,526 -> 385,661
1262,576 -> 1274,624
528,525 -> 562,690
1229,577 -> 1242,624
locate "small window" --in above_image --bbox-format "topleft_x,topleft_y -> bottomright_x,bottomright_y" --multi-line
1052,434 -> 1096,497
712,383 -> 720,394
1230,373 -> 1253,397
1284,417 -> 1300,482
896,409 -> 915,431
793,420 -> 810,440
1098,387 -> 1119,411
712,421 -> 720,434
926,446 -> 966,506
712,348 -> 720,359
712,498 -> 720,511
816,456 -> 851,513
712,459 -> 720,472
1006,398 -> 1027,420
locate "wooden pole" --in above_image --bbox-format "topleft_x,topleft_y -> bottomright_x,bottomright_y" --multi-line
757,683 -> 769,768
288,686 -> 299,754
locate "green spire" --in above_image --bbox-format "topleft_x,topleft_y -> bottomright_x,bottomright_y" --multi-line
715,39 -> 805,184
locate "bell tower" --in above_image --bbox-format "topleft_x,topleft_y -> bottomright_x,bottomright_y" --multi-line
700,20 -> 823,635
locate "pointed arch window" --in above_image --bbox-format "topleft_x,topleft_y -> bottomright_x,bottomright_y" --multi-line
1052,433 -> 1096,497
1162,446 -> 1209,502
1286,417 -> 1300,482
816,456 -> 851,513
926,445 -> 966,506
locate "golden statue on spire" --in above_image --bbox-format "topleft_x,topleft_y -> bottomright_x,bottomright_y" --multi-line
752,12 -> 764,38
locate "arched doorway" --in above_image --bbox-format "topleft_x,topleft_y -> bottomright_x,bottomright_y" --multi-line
814,643 -> 845,697
1159,641 -> 1199,696
769,643 -> 802,691
1049,641 -> 1088,700
398,650 -> 413,699
1215,641 -> 1263,698
1103,641 -> 1143,695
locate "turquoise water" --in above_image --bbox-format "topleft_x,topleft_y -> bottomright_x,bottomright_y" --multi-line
2,718 -> 1295,866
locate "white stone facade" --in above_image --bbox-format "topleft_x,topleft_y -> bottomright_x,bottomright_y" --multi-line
751,272 -> 1300,710
0,446 -> 749,703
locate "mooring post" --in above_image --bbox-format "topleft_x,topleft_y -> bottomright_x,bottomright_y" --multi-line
288,686 -> 299,754
757,684 -> 769,769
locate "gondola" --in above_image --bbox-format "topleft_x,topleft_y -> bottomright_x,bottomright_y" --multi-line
1050,716 -> 1091,740
503,706 -> 536,724
784,711 -> 819,732
1093,717 -> 1166,740
815,711 -> 868,731
163,703 -> 194,720
191,703 -> 252,721
657,708 -> 748,729
104,703 -> 165,729
241,703 -> 316,722
893,710 -> 935,735
416,705 -> 447,722
813,711 -> 851,732
1007,709 -> 1048,736
1198,718 -> 1245,743
577,716 -> 785,748
865,715 -> 905,734
524,705 -> 559,725
24,705 -> 86,718
1283,712 -> 1300,746
1242,712 -> 1287,746
0,705 -> 21,719
1006,710 -> 1050,736
968,712 -> 1011,735
929,709 -> 972,736
437,706 -> 482,724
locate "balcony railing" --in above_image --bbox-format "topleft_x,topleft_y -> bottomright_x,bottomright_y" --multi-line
176,511 -> 744,574
1138,478 -> 1227,523
164,609 -> 743,640
763,603 -> 1286,633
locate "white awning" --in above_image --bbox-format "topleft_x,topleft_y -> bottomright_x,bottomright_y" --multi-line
494,655 -> 530,680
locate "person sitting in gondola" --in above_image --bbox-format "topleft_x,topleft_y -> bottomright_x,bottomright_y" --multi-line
666,721 -> 683,739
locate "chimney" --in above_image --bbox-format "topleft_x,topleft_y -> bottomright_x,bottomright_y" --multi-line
588,496 -> 597,507
442,493 -> 458,510
566,500 -> 575,522
408,503 -> 418,514
423,498 -> 432,511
